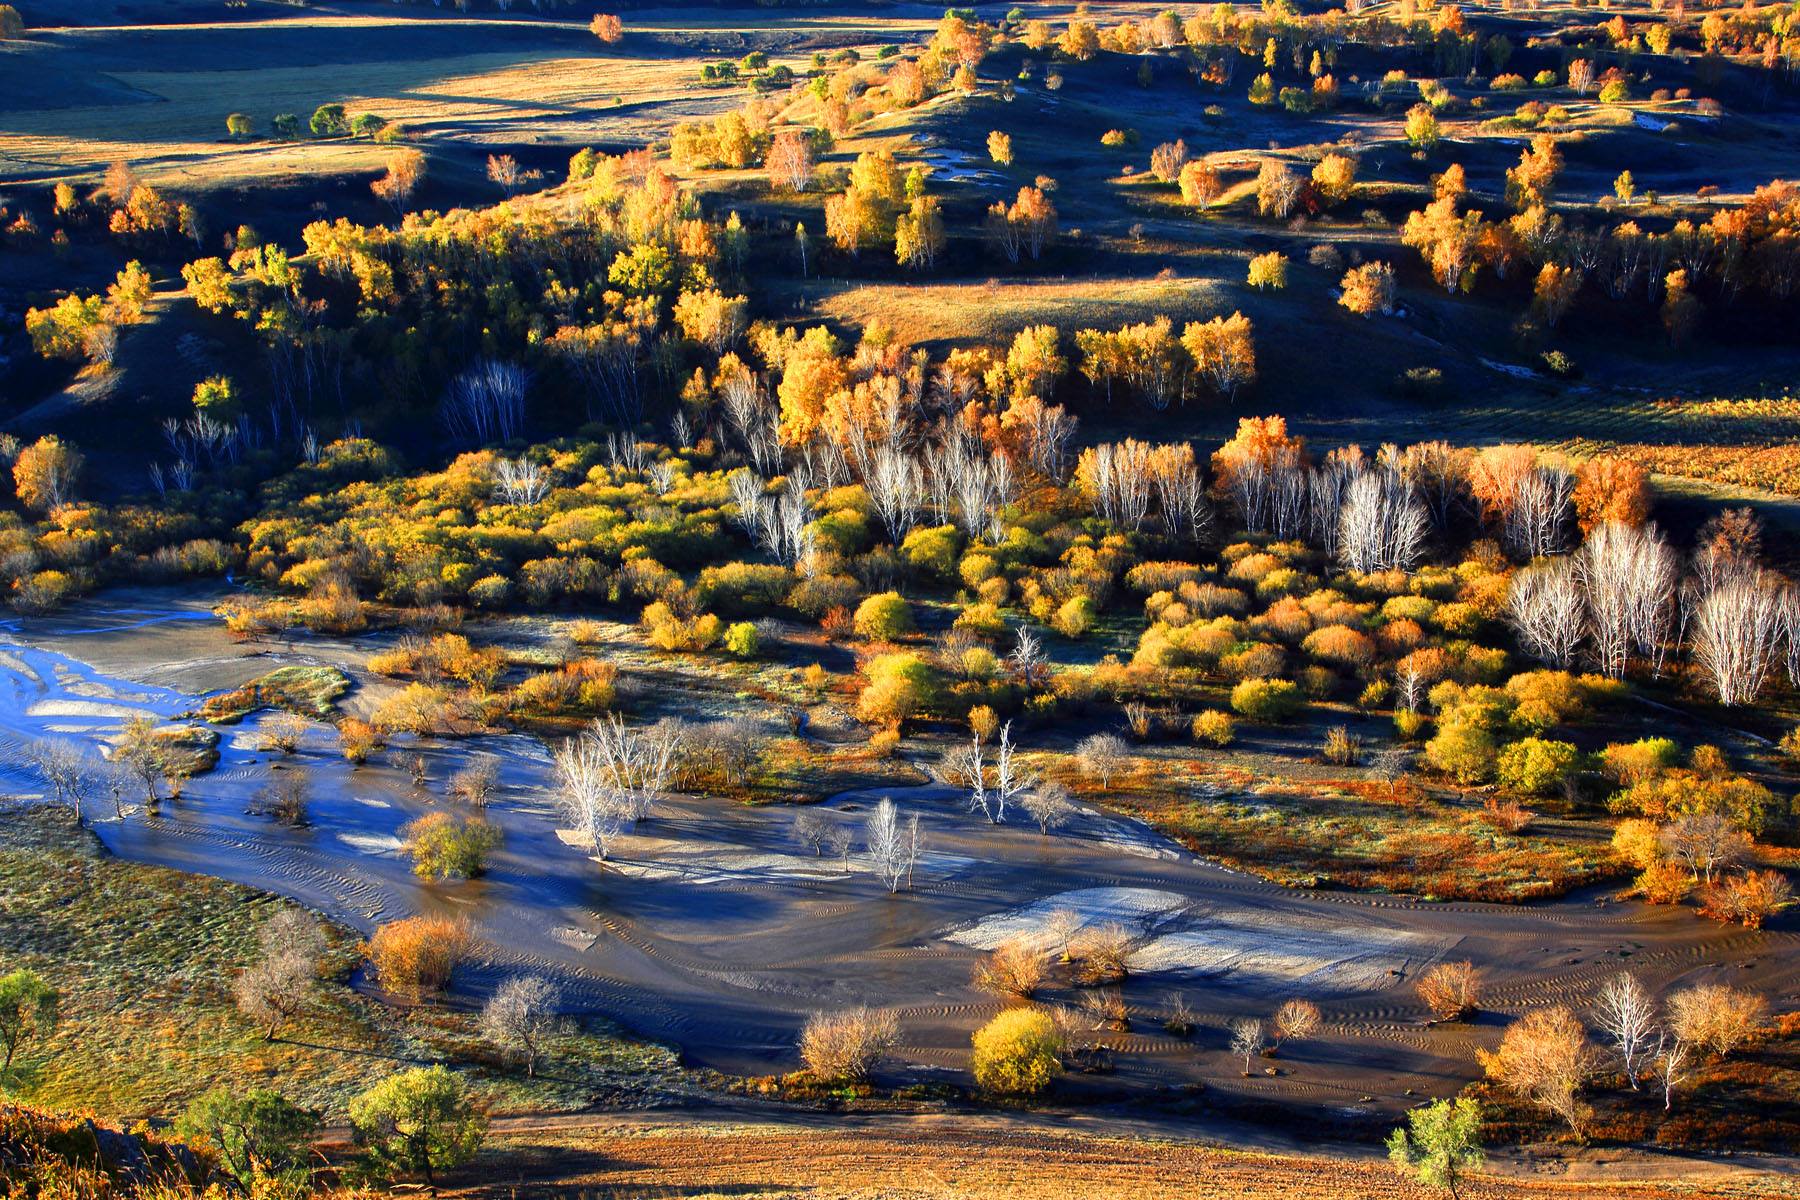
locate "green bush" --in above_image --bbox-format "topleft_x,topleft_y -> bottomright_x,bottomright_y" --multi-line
402,813 -> 503,880
695,561 -> 795,615
1230,677 -> 1302,721
1496,736 -> 1579,795
725,621 -> 760,657
1192,709 -> 1236,746
901,524 -> 962,581
1424,722 -> 1497,785
1052,595 -> 1095,638
853,591 -> 915,641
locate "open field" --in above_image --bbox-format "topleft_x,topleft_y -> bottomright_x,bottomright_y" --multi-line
0,801 -> 684,1120
0,5 -> 932,190
3,0 -> 1800,1192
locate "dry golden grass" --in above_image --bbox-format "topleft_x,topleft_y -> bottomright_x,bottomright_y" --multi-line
798,274 -> 1231,347
0,11 -> 933,188
461,1118 -> 1774,1199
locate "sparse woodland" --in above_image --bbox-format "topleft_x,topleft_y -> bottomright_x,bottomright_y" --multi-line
3,0 -> 1800,1192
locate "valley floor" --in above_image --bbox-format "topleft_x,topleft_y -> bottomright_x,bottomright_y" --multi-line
435,1106 -> 1800,1199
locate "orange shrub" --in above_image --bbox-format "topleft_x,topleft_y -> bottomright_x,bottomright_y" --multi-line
1300,625 -> 1378,672
367,915 -> 472,997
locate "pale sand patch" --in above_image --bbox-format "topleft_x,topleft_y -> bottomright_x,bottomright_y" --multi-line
1131,920 -> 1443,993
944,887 -> 1193,951
27,698 -> 158,720
549,925 -> 600,951
1075,808 -> 1185,861
351,796 -> 393,809
337,833 -> 406,856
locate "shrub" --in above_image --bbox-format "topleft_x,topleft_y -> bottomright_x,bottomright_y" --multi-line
1496,737 -> 1579,796
972,938 -> 1048,999
1230,677 -> 1302,721
1052,595 -> 1095,638
855,652 -> 938,728
1481,797 -> 1536,834
348,1066 -> 485,1183
800,1007 -> 901,1083
337,719 -> 381,764
1699,870 -> 1794,929
853,591 -> 914,640
1610,817 -> 1663,869
367,915 -> 472,997
1072,922 -> 1133,986
1636,859 -> 1693,904
1424,722 -> 1496,784
402,812 -> 503,880
900,524 -> 961,580
724,621 -> 760,657
1601,737 -> 1679,786
373,683 -> 456,735
970,1008 -> 1063,1096
1323,725 -> 1362,766
1192,709 -> 1235,747
1417,960 -> 1481,1020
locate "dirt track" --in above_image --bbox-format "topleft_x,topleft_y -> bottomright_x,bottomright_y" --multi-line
440,1107 -> 1797,1199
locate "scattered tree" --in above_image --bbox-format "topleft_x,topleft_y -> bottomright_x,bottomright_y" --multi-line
348,1066 -> 486,1184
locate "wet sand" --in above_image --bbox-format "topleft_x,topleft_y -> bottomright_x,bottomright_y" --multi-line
3,585 -> 1796,1122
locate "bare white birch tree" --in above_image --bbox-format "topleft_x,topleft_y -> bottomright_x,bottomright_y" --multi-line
1691,574 -> 1786,706
1508,556 -> 1585,667
1591,972 -> 1655,1089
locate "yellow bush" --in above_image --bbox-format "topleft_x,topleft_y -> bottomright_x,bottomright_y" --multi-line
970,1008 -> 1063,1096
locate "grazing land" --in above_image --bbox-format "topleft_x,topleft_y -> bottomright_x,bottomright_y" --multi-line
1,0 -> 1800,1197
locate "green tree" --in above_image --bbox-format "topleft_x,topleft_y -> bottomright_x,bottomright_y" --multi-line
0,5 -> 23,38
401,813 -> 502,880
0,969 -> 57,1076
309,103 -> 349,137
226,112 -> 254,139
607,243 -> 675,297
175,1087 -> 319,1192
1387,1097 -> 1484,1199
192,374 -> 239,420
272,113 -> 301,140
352,113 -> 389,140
348,1066 -> 486,1184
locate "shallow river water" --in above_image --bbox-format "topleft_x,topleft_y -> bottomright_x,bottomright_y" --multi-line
2,588 -> 1793,1106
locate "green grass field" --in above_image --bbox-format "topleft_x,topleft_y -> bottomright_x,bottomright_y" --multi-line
0,804 -> 682,1121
